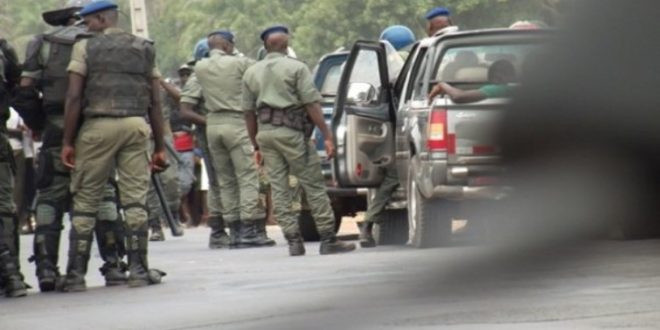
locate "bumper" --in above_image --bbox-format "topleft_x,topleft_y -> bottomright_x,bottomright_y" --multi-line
326,187 -> 369,197
416,158 -> 511,201
429,185 -> 512,200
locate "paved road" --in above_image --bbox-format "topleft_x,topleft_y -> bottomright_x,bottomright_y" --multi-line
2,219 -> 660,329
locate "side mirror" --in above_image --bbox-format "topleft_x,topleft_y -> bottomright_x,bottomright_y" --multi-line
346,82 -> 377,104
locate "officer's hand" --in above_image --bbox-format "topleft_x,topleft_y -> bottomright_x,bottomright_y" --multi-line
324,138 -> 336,160
61,145 -> 76,169
151,151 -> 169,173
254,150 -> 263,167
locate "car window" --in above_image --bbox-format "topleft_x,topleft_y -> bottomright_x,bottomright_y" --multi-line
347,49 -> 383,103
320,63 -> 343,96
411,51 -> 431,101
434,44 -> 537,84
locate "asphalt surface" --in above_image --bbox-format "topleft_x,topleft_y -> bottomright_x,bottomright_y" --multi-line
2,219 -> 660,330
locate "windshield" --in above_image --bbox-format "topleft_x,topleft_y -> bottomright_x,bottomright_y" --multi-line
320,63 -> 343,96
435,44 -> 538,84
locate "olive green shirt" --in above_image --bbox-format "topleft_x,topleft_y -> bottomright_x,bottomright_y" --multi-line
180,73 -> 208,116
242,52 -> 321,112
193,49 -> 254,114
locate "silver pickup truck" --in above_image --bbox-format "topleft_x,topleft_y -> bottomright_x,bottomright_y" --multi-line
332,28 -> 549,248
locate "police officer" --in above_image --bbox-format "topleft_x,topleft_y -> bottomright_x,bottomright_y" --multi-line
180,39 -> 232,248
60,0 -> 165,291
426,7 -> 456,37
243,26 -> 356,256
181,30 -> 274,249
13,2 -> 128,291
0,37 -> 28,298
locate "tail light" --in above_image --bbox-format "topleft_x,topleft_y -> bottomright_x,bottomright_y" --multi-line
427,108 -> 448,150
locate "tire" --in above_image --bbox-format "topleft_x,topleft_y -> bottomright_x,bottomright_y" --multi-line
299,210 -> 343,242
407,156 -> 452,248
374,209 -> 408,245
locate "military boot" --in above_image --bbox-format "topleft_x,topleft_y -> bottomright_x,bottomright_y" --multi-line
149,218 -> 165,242
320,232 -> 356,255
96,220 -> 128,286
254,218 -> 276,247
0,251 -> 28,298
60,230 -> 93,293
31,206 -> 64,292
126,228 -> 165,288
208,216 -> 231,249
228,221 -> 245,249
235,220 -> 261,249
31,225 -> 63,292
284,233 -> 305,256
358,222 -> 376,248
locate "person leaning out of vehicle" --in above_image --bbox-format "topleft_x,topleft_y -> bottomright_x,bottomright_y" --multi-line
428,59 -> 517,104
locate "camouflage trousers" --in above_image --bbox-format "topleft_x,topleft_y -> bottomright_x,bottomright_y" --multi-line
0,132 -> 18,257
364,164 -> 399,224
147,134 -> 180,228
207,113 -> 265,223
256,124 -> 334,237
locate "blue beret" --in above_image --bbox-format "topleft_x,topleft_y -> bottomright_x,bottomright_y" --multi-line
79,0 -> 118,17
425,7 -> 451,20
208,29 -> 235,44
260,25 -> 289,41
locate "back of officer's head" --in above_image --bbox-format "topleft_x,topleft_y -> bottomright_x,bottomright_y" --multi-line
83,9 -> 118,32
265,33 -> 289,53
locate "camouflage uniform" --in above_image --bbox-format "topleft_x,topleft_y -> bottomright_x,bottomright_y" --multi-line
0,38 -> 28,297
18,23 -> 127,291
146,87 -> 182,241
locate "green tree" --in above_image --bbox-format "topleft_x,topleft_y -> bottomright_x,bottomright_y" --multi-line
1,0 -> 563,75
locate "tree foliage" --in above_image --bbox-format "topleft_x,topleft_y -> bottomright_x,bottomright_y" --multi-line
1,0 -> 562,76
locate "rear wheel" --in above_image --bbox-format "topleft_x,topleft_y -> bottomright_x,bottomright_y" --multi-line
407,156 -> 452,248
374,209 -> 408,245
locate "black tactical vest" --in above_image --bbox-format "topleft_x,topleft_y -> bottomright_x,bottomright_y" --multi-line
83,31 -> 154,117
41,25 -> 87,114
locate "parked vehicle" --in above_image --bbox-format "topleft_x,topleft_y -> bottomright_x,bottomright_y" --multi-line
332,29 -> 550,247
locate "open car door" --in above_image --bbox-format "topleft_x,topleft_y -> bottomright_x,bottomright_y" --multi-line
332,40 -> 395,188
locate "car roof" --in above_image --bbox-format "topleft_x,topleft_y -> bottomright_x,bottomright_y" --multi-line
418,28 -> 553,48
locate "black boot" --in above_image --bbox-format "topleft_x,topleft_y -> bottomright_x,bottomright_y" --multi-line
31,224 -> 63,292
284,233 -> 305,256
320,232 -> 356,255
126,227 -> 165,288
228,221 -> 242,249
236,220 -> 261,248
0,251 -> 28,298
358,222 -> 376,248
254,218 -> 276,247
60,229 -> 92,292
96,220 -> 128,286
208,216 -> 230,249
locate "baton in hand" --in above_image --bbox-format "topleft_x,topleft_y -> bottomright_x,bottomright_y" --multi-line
151,172 -> 184,237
